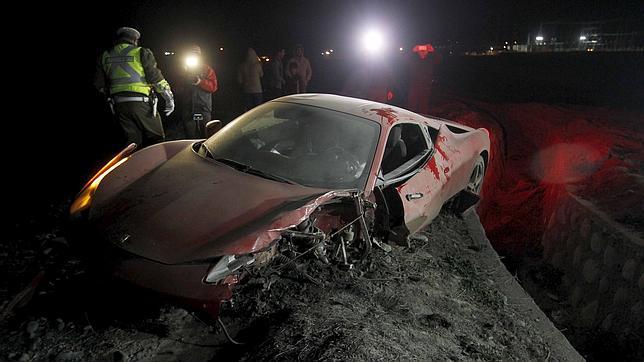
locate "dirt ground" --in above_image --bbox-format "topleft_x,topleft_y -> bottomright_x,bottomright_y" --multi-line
0,205 -> 581,361
428,96 -> 644,360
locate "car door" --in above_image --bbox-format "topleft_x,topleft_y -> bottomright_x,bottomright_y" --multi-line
377,122 -> 449,236
432,124 -> 473,200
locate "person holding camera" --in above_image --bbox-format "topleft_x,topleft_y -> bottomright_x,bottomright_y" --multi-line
183,44 -> 218,138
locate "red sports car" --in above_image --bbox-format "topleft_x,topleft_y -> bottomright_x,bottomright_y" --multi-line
70,94 -> 490,320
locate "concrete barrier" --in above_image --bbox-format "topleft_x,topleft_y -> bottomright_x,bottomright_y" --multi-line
542,190 -> 644,334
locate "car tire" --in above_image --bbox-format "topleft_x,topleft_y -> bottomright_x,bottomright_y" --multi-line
466,155 -> 486,195
445,155 -> 486,214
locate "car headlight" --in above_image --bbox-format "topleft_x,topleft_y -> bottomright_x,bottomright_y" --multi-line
70,143 -> 137,216
204,254 -> 255,284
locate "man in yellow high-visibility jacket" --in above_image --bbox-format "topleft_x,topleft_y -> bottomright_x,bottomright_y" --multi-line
95,27 -> 175,147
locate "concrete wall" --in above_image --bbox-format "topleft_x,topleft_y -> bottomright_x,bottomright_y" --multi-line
541,190 -> 644,335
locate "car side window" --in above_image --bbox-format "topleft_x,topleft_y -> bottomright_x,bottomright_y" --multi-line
381,123 -> 428,175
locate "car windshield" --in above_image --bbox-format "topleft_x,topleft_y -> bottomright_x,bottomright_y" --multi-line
202,102 -> 380,189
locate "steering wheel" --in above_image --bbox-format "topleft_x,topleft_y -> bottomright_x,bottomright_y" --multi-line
322,146 -> 363,181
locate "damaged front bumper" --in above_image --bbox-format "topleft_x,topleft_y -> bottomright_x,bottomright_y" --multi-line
68,223 -> 236,321
112,257 -> 233,320
68,189 -> 379,321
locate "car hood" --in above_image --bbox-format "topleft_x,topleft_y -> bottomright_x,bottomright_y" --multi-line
90,147 -> 331,264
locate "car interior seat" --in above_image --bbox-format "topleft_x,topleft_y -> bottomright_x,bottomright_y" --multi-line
382,127 -> 407,174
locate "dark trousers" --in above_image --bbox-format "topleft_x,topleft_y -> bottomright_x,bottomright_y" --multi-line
183,112 -> 208,139
407,86 -> 432,115
264,87 -> 284,101
243,93 -> 263,111
115,101 -> 165,147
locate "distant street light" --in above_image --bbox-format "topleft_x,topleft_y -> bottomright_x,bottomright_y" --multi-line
535,36 -> 544,42
361,28 -> 385,54
579,36 -> 587,41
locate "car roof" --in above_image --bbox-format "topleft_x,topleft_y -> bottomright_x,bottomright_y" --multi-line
272,93 -> 456,130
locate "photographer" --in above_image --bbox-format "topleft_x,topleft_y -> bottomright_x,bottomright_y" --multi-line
182,44 -> 218,138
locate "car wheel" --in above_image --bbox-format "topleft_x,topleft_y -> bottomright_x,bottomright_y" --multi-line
466,155 -> 485,195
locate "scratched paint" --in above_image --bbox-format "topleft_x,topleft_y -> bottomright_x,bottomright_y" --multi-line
427,158 -> 440,180
370,108 -> 398,125
435,142 -> 449,161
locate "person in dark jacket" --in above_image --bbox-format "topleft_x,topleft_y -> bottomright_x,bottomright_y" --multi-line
95,27 -> 174,147
264,48 -> 285,100
407,44 -> 440,115
238,48 -> 264,111
181,44 -> 218,138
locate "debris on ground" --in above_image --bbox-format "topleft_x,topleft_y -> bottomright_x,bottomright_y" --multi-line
0,207 -> 580,361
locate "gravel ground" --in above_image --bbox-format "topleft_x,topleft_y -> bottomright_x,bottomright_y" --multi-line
0,206 -> 580,361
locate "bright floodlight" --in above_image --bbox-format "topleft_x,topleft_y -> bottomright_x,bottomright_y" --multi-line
361,28 -> 385,53
536,36 -> 544,41
185,54 -> 199,68
579,35 -> 587,41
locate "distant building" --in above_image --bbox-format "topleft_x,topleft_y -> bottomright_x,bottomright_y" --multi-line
527,19 -> 644,52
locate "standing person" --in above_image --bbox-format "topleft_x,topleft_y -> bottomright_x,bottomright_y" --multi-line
407,44 -> 440,114
264,48 -> 286,100
95,27 -> 175,147
285,44 -> 312,93
285,61 -> 301,94
237,48 -> 264,111
182,44 -> 218,138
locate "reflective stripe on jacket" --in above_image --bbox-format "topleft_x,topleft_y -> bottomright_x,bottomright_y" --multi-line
102,43 -> 151,95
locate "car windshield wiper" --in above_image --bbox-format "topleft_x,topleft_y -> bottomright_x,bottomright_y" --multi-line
213,157 -> 298,185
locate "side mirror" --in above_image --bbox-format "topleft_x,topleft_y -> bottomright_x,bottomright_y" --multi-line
205,120 -> 222,138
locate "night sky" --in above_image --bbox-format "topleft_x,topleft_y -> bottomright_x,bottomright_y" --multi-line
54,0 -> 644,55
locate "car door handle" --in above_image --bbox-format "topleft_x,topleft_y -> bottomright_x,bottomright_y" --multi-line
406,193 -> 424,201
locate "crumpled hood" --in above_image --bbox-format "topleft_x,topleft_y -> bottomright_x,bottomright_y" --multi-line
90,147 -> 328,264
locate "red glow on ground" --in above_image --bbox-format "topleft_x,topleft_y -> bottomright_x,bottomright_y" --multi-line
429,100 -> 643,255
531,142 -> 607,184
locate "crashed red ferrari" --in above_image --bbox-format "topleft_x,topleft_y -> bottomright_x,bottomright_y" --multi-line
70,94 -> 490,320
